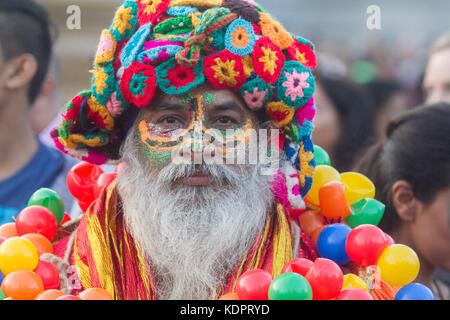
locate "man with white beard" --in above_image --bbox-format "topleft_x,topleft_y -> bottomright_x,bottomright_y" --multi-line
48,0 -> 319,300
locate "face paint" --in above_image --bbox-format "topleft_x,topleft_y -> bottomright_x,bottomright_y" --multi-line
137,94 -> 255,167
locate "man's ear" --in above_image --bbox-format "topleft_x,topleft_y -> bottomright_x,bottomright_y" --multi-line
391,180 -> 419,222
3,53 -> 38,91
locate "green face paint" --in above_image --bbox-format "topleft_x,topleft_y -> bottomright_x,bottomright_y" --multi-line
204,93 -> 217,104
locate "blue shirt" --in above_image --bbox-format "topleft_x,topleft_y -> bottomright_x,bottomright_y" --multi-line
0,139 -> 78,224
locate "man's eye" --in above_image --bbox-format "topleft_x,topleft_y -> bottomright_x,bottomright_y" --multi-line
214,117 -> 239,127
157,116 -> 184,129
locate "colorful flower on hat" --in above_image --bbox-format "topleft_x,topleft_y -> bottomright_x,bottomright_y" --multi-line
277,61 -> 315,109
239,77 -> 272,110
156,57 -> 205,95
204,50 -> 246,90
224,0 -> 261,24
95,29 -> 117,65
288,38 -> 317,70
111,1 -> 139,42
252,37 -> 285,84
91,63 -> 116,105
242,55 -> 255,79
169,0 -> 224,7
225,18 -> 256,56
266,101 -> 295,128
137,0 -> 170,25
106,92 -> 124,117
258,12 -> 293,50
298,137 -> 315,197
295,97 -> 316,126
166,6 -> 198,17
86,96 -> 115,131
120,23 -> 153,69
120,61 -> 157,108
153,16 -> 194,35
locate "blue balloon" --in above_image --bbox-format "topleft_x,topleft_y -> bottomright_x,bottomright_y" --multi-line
317,223 -> 352,265
0,270 -> 3,286
395,283 -> 435,300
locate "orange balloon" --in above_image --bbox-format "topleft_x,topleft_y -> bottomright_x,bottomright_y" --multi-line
319,181 -> 351,220
311,225 -> 326,246
34,289 -> 66,300
21,233 -> 53,256
1,270 -> 44,300
4,297 -> 14,300
219,292 -> 240,300
0,223 -> 18,238
297,210 -> 325,237
79,288 -> 112,300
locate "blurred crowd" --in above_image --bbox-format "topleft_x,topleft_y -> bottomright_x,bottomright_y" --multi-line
0,0 -> 449,299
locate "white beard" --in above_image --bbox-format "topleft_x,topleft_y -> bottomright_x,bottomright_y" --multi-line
117,131 -> 275,300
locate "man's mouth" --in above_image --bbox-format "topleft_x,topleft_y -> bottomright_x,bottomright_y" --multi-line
181,170 -> 213,186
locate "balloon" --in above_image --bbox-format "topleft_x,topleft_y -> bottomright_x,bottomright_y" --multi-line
79,288 -> 112,300
15,205 -> 57,241
0,223 -> 18,238
297,210 -> 324,237
311,225 -> 326,247
345,198 -> 385,228
0,288 -> 5,300
317,224 -> 351,265
34,289 -> 66,300
394,283 -> 435,300
219,293 -> 240,300
345,224 -> 388,267
336,288 -> 373,300
281,258 -> 313,276
66,162 -> 104,203
235,269 -> 273,300
305,258 -> 343,300
269,272 -> 312,300
377,244 -> 420,287
384,233 -> 395,246
0,237 -> 39,275
1,270 -> 44,300
342,274 -> 369,292
56,295 -> 82,300
77,199 -> 92,213
306,165 -> 341,206
94,173 -> 117,199
319,182 -> 351,220
0,236 -> 5,245
340,172 -> 375,206
60,213 -> 72,226
0,270 -> 3,286
21,233 -> 53,257
34,260 -> 59,290
313,145 -> 331,166
28,188 -> 65,225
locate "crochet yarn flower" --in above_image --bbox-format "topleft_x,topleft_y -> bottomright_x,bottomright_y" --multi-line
288,38 -> 317,70
204,50 -> 246,90
252,37 -> 285,84
120,61 -> 157,108
258,12 -> 293,50
295,98 -> 316,126
266,101 -> 295,128
137,0 -> 170,25
277,61 -> 315,108
95,29 -> 117,65
91,63 -> 116,106
156,57 -> 205,95
225,18 -> 256,56
297,138 -> 315,197
110,0 -> 139,42
153,16 -> 194,35
242,55 -> 255,79
239,77 -> 272,110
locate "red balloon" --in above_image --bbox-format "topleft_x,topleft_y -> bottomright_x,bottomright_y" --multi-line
281,258 -> 313,276
93,173 -> 116,199
60,213 -> 72,226
305,258 -> 343,300
77,199 -> 92,213
34,260 -> 60,290
336,288 -> 374,300
345,224 -> 389,267
236,269 -> 273,300
66,162 -> 103,203
56,295 -> 82,300
384,233 -> 395,246
15,206 -> 57,241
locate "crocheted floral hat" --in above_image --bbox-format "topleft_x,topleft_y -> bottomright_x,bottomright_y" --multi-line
52,0 -> 318,208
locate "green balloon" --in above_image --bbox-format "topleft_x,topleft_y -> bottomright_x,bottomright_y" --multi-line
313,145 -> 331,166
28,188 -> 65,225
268,272 -> 313,300
344,198 -> 385,228
0,288 -> 5,300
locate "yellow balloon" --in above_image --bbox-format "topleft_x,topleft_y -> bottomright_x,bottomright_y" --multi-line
340,172 -> 375,205
0,237 -> 39,275
342,274 -> 369,292
306,165 -> 341,206
377,244 -> 420,287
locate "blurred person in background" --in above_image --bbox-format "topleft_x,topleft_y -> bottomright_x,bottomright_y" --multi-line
355,103 -> 450,299
0,0 -> 77,224
312,74 -> 375,172
365,79 -> 410,141
423,31 -> 450,104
